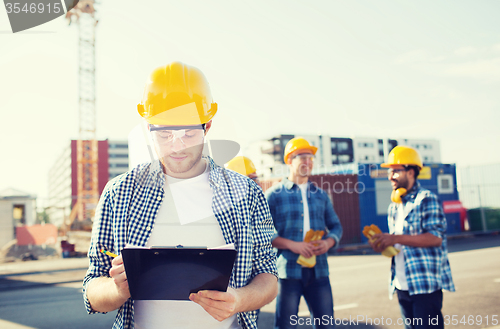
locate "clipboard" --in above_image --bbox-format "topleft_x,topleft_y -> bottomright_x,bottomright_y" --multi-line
121,247 -> 237,301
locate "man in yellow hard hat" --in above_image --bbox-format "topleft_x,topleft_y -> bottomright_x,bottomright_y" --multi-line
83,62 -> 278,329
225,156 -> 259,184
265,137 -> 343,329
369,145 -> 455,329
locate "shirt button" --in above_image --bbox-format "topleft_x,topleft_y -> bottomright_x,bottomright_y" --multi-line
300,200 -> 303,203
157,196 -> 162,201
301,213 -> 304,217
147,226 -> 152,231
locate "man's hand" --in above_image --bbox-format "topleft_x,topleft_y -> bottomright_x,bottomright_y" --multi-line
189,288 -> 240,322
86,254 -> 131,313
370,233 -> 398,251
289,241 -> 316,258
311,238 -> 335,256
108,255 -> 131,300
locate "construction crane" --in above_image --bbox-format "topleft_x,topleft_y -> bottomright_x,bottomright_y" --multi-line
65,1 -> 98,232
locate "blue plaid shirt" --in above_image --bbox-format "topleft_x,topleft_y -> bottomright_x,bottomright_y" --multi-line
265,178 -> 343,279
387,182 -> 455,298
83,156 -> 277,329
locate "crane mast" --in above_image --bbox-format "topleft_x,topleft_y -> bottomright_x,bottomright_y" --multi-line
66,1 -> 98,229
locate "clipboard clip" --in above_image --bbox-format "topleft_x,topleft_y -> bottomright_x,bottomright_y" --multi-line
150,245 -> 208,249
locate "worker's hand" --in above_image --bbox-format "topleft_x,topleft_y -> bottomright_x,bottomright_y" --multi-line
108,255 -> 131,300
289,241 -> 315,258
189,287 -> 240,322
370,233 -> 398,251
311,238 -> 335,256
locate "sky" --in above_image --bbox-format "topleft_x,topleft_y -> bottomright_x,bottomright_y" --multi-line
1,1 -> 499,208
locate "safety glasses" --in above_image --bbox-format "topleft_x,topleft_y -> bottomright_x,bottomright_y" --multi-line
149,124 -> 205,144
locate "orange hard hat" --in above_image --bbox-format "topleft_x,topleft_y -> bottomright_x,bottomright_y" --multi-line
283,137 -> 318,163
137,61 -> 217,125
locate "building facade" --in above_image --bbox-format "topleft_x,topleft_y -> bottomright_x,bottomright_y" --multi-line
246,134 -> 441,178
0,188 -> 37,248
46,140 -> 129,227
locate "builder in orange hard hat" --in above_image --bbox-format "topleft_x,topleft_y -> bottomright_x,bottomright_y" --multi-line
84,62 -> 277,329
225,156 -> 259,184
369,145 -> 455,329
265,137 -> 343,329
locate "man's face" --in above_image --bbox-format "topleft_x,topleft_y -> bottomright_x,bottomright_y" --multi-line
387,165 -> 410,190
150,122 -> 211,176
288,150 -> 315,178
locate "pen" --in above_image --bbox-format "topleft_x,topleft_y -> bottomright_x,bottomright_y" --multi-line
100,249 -> 118,258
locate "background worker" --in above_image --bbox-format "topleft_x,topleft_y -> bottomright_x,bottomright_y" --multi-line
83,61 -> 278,329
225,156 -> 259,184
370,145 -> 455,329
265,137 -> 343,329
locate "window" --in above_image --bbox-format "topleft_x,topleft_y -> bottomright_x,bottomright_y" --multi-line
338,141 -> 349,152
338,154 -> 351,163
110,163 -> 129,168
109,144 -> 128,149
438,174 -> 454,194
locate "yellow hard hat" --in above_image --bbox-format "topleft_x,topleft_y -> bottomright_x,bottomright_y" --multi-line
137,61 -> 217,125
284,137 -> 318,163
225,156 -> 257,176
381,145 -> 423,169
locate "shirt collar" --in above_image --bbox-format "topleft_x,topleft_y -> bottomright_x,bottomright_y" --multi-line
282,177 -> 314,191
206,156 -> 224,189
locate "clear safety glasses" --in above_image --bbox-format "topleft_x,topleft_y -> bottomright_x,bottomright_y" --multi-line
149,124 -> 205,145
387,167 -> 408,176
292,153 -> 315,162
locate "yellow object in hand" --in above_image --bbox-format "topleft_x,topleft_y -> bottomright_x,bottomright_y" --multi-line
362,224 -> 399,258
297,229 -> 325,267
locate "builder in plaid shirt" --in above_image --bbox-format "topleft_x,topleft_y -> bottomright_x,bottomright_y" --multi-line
370,146 -> 455,329
83,62 -> 278,329
265,137 -> 343,329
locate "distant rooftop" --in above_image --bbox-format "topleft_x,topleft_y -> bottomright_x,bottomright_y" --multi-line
0,188 -> 36,199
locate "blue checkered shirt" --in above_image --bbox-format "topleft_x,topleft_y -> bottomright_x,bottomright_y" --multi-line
387,182 -> 455,298
265,178 -> 343,279
83,156 -> 277,329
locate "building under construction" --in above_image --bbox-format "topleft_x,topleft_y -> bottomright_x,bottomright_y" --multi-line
46,140 -> 129,228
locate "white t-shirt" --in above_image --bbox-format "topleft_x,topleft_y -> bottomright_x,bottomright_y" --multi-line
134,164 -> 240,329
298,183 -> 310,240
393,203 -> 409,291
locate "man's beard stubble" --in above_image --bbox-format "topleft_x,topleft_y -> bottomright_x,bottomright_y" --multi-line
161,144 -> 204,174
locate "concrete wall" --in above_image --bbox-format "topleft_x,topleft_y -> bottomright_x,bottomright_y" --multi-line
0,201 -> 14,248
0,198 -> 37,248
